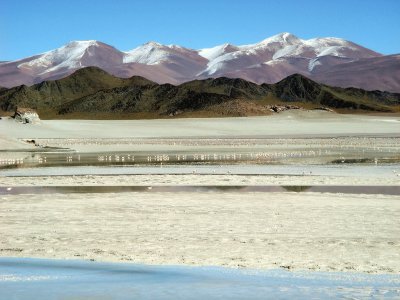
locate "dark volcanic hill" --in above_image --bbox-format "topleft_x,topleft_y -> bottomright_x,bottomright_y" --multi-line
0,67 -> 399,119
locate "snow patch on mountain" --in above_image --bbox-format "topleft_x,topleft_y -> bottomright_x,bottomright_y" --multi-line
123,42 -> 171,64
18,40 -> 99,72
304,39 -> 348,57
199,51 -> 246,76
198,34 -> 381,77
123,42 -> 204,66
272,45 -> 301,60
265,59 -> 284,66
308,58 -> 322,71
304,37 -> 351,49
199,44 -> 239,61
240,33 -> 301,51
317,46 -> 348,57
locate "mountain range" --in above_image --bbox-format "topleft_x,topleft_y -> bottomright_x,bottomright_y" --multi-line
1,67 -> 399,119
1,33 -> 399,93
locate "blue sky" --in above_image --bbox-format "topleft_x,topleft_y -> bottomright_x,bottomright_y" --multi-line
1,0 -> 399,61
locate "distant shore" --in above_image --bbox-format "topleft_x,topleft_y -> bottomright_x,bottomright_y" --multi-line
2,110 -> 400,141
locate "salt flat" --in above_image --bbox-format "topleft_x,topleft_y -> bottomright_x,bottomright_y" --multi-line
1,171 -> 400,186
1,111 -> 399,145
1,112 -> 399,185
1,191 -> 399,273
1,111 -> 399,276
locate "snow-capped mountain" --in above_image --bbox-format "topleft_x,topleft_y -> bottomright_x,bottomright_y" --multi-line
197,33 -> 381,80
0,33 -> 399,92
0,40 -> 125,87
20,40 -> 126,80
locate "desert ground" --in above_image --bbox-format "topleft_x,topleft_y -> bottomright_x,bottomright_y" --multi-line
1,111 -> 400,143
1,191 -> 399,273
1,110 -> 399,274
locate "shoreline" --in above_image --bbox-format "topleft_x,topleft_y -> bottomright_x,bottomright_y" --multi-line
1,111 -> 400,141
1,173 -> 400,186
2,185 -> 400,196
2,256 -> 400,276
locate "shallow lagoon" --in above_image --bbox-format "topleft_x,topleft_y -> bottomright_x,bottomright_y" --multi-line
1,258 -> 400,300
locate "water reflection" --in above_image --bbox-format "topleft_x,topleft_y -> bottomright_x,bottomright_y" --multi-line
1,186 -> 399,195
1,148 -> 399,170
282,186 -> 311,192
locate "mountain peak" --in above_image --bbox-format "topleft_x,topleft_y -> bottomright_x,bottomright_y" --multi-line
2,34 -> 396,92
260,32 -> 301,45
17,40 -> 101,72
278,32 -> 299,40
279,73 -> 317,83
124,42 -> 173,64
143,41 -> 163,48
199,43 -> 238,61
65,40 -> 99,47
67,66 -> 110,76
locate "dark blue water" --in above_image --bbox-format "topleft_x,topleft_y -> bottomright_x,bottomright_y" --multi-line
1,258 -> 399,299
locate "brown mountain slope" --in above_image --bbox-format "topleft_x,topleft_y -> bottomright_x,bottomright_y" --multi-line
0,67 -> 156,111
311,55 -> 400,93
0,67 -> 399,119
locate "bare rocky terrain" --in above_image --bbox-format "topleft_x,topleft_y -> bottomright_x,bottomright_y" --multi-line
1,67 -> 399,120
